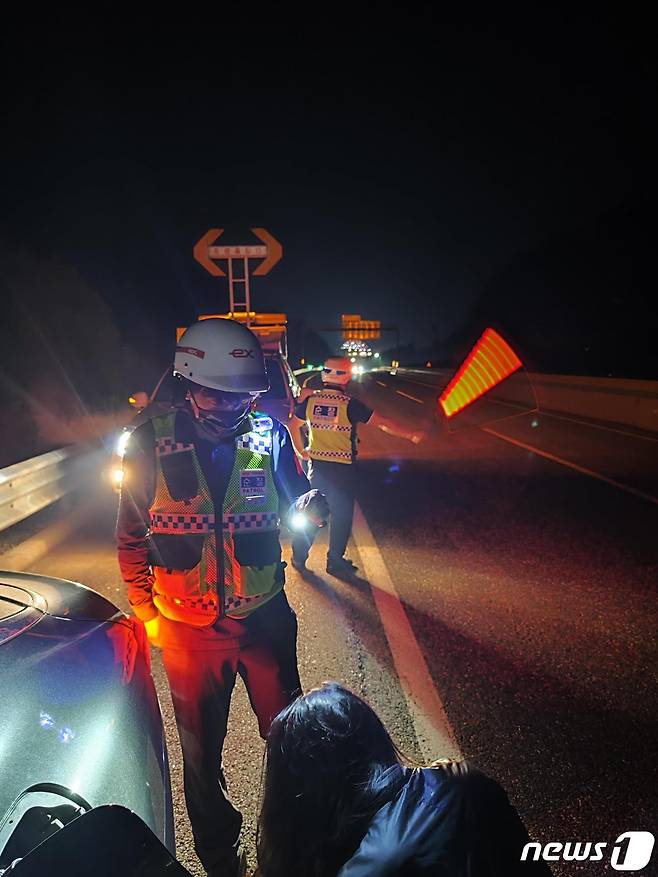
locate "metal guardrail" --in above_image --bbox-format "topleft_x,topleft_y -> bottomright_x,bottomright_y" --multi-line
0,445 -> 96,533
2,365 -> 657,536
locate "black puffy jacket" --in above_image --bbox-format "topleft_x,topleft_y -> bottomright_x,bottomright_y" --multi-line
337,766 -> 553,876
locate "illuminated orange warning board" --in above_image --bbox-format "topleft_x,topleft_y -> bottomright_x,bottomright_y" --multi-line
341,313 -> 381,340
439,328 -> 522,418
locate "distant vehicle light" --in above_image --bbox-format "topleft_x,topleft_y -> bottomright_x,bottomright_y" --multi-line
374,352 -> 380,358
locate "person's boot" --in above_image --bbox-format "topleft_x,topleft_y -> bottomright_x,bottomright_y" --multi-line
291,554 -> 309,574
326,555 -> 358,579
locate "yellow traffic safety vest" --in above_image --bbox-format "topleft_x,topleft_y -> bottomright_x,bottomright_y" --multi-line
148,411 -> 283,626
305,390 -> 353,464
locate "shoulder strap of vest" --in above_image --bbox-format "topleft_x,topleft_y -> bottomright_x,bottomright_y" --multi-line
153,410 -> 199,501
152,410 -> 178,439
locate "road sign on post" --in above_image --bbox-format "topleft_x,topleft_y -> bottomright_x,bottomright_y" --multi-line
193,227 -> 283,320
341,314 -> 381,340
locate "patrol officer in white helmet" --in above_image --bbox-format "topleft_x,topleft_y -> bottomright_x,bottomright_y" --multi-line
292,356 -> 422,579
117,318 -> 328,877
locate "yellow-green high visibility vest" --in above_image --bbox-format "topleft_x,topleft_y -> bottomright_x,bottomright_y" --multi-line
148,411 -> 283,625
305,390 -> 353,464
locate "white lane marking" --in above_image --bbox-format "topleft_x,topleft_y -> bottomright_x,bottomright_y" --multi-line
376,380 -> 387,387
483,427 -> 658,506
533,409 -> 658,443
395,390 -> 425,404
479,397 -> 658,443
352,503 -> 462,760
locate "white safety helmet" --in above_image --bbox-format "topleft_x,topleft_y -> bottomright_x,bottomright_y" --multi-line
173,318 -> 269,394
321,356 -> 352,387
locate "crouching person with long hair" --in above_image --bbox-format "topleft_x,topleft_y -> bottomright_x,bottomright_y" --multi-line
256,682 -> 552,876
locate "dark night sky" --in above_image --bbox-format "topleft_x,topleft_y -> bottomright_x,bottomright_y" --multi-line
1,8 -> 654,375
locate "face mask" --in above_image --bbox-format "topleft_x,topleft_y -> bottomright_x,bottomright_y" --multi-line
187,386 -> 256,438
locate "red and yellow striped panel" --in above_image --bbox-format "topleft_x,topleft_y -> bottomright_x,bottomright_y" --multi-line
439,328 -> 522,418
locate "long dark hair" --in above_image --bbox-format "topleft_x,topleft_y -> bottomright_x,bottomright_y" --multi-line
256,682 -> 409,877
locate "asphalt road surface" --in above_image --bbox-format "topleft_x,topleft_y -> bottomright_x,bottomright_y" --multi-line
2,370 -> 657,876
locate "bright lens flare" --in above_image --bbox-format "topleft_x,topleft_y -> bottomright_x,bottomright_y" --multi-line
439,328 -> 522,418
290,513 -> 308,530
112,468 -> 124,487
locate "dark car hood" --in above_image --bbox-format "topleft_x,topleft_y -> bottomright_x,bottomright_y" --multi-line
0,574 -> 168,842
0,570 -> 121,624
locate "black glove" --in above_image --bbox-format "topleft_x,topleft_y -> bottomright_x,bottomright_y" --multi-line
294,489 -> 330,527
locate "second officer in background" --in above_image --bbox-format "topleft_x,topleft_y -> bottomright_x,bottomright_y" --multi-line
292,356 -> 422,579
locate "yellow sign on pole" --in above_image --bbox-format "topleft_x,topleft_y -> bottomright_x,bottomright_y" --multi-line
341,314 -> 381,340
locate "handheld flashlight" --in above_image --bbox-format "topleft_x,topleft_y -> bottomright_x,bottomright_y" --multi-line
290,510 -> 326,531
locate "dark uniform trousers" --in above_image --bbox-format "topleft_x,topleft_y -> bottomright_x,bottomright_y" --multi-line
292,460 -> 356,563
160,592 -> 301,872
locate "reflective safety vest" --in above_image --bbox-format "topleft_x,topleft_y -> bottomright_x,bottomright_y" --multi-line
149,411 -> 283,626
305,390 -> 353,464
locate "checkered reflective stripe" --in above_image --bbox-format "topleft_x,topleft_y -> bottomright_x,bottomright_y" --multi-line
156,590 -> 219,614
309,423 -> 352,432
309,449 -> 353,460
222,511 -> 279,532
150,512 -> 215,533
313,391 -> 351,403
236,431 -> 272,454
224,592 -> 261,612
155,437 -> 195,456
